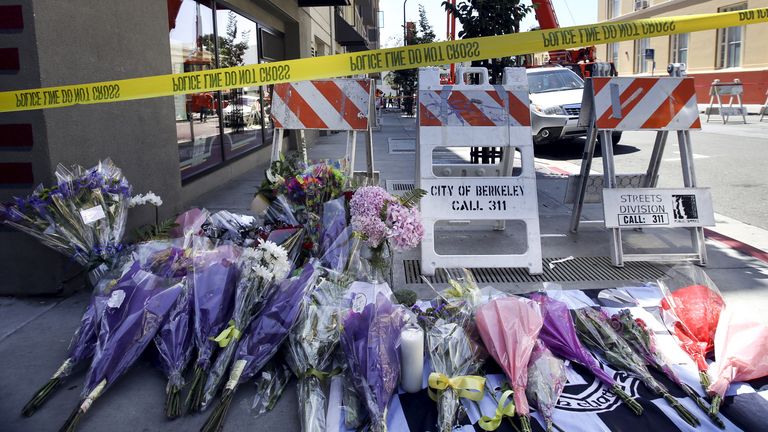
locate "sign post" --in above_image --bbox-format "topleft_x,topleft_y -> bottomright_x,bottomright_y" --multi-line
418,67 -> 542,275
570,63 -> 714,266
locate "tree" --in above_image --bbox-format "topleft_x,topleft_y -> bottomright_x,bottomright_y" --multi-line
201,11 -> 251,68
443,0 -> 532,83
389,5 -> 437,114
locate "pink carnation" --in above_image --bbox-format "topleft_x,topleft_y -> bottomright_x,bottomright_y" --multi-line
386,203 -> 424,251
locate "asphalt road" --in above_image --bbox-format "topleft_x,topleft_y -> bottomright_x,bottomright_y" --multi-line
534,115 -> 768,231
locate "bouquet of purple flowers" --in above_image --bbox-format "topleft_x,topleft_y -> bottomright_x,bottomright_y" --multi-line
21,267 -> 131,417
154,276 -> 194,419
201,262 -> 320,432
0,159 -> 131,278
185,244 -> 240,412
59,264 -> 184,431
200,240 -> 292,409
340,292 -> 411,432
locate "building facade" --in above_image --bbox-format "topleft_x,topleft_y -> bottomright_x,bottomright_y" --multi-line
598,0 -> 768,106
0,0 -> 379,295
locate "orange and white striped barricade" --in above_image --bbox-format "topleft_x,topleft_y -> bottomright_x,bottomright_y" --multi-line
571,63 -> 715,267
418,67 -> 542,275
269,78 -> 376,178
705,79 -> 748,124
759,89 -> 768,122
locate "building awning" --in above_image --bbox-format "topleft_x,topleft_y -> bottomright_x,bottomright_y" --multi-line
334,13 -> 367,46
298,0 -> 350,6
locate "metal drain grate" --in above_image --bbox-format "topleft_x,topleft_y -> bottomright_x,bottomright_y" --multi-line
404,257 -> 670,284
388,138 -> 416,154
386,180 -> 415,196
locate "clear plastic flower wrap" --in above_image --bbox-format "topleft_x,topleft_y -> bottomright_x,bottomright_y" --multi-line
573,306 -> 700,427
657,265 -> 725,394
612,309 -> 725,427
250,359 -> 293,418
286,275 -> 347,432
340,291 -> 411,432
59,265 -> 184,432
200,240 -> 291,410
185,244 -> 241,412
426,316 -> 487,432
525,341 -> 566,432
0,159 -> 131,273
201,261 -> 320,432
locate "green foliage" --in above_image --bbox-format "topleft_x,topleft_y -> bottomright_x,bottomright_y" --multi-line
201,11 -> 251,68
390,5 -> 438,96
134,218 -> 179,243
394,289 -> 418,307
442,0 -> 533,83
398,188 -> 427,209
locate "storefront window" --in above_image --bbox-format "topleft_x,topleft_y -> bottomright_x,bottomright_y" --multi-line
215,9 -> 264,159
168,1 -> 286,180
170,0 -> 221,179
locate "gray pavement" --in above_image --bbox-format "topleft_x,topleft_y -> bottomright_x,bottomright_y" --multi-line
2,110 -> 768,431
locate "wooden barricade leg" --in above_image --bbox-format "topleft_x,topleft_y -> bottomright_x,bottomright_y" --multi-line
737,93 -> 747,124
569,110 -> 599,233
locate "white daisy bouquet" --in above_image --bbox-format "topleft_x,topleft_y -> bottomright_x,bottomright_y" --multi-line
199,239 -> 291,409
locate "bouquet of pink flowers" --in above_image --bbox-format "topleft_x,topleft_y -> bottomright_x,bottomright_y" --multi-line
349,186 -> 425,285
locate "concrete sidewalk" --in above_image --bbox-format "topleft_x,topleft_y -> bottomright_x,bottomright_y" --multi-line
1,110 -> 767,431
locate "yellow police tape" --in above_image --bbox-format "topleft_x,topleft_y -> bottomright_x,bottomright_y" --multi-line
2,7 -> 767,113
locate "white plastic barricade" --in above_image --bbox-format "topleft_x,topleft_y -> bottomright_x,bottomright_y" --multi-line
269,79 -> 376,178
705,79 -> 748,124
571,63 -> 714,266
760,89 -> 768,122
418,67 -> 542,275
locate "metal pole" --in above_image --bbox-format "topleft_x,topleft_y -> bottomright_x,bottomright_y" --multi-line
403,0 -> 409,46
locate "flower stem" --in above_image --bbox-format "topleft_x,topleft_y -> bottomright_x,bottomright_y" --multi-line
519,414 -> 532,432
185,366 -> 206,413
710,394 -> 722,416
699,371 -> 711,397
58,379 -> 106,432
22,358 -> 73,416
611,384 -> 644,415
200,390 -> 234,432
681,383 -> 725,429
662,392 -> 700,427
165,383 -> 182,419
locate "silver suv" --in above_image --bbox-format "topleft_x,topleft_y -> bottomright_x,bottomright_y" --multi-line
527,67 -> 621,145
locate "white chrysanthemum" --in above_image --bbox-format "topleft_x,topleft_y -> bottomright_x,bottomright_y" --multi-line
259,240 -> 288,263
251,264 -> 273,282
240,247 -> 264,267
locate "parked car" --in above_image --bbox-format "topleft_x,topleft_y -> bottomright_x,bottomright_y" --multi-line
526,67 -> 621,145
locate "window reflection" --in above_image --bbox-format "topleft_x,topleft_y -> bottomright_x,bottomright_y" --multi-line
168,1 -> 286,179
170,0 -> 221,178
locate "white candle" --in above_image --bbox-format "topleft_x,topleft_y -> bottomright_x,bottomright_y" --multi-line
400,325 -> 425,393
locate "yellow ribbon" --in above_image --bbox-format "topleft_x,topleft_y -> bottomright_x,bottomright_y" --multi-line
212,320 -> 241,348
302,367 -> 342,380
427,372 -> 486,402
478,390 -> 516,431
